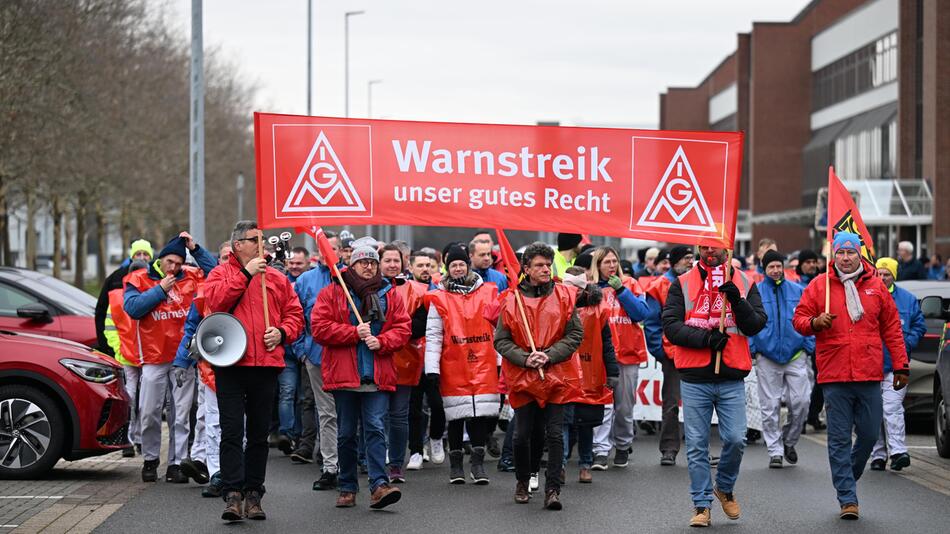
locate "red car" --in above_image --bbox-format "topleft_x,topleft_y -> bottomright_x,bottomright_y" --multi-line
0,267 -> 97,347
0,330 -> 130,478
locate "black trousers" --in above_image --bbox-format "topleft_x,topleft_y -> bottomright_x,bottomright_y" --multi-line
408,374 -> 446,454
659,358 -> 682,454
513,402 -> 564,491
215,365 -> 279,497
448,417 -> 490,451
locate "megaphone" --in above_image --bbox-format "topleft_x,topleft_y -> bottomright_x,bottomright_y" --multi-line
190,312 -> 247,367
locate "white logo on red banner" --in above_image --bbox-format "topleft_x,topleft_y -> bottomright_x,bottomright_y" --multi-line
637,145 -> 716,232
282,131 -> 367,213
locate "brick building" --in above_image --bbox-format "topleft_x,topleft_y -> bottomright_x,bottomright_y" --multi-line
659,0 -> 950,260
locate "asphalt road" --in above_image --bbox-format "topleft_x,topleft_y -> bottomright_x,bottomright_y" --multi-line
94,431 -> 949,534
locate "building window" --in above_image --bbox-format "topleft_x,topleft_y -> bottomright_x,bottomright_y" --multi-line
813,31 -> 898,111
834,117 -> 896,181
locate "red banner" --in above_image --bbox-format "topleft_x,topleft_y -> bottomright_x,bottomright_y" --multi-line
827,166 -> 875,263
255,113 -> 744,248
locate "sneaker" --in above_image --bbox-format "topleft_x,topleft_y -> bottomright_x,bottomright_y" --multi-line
713,487 -> 740,520
222,491 -> 243,522
890,452 -> 910,471
660,451 -> 677,466
406,453 -> 424,470
180,458 -> 210,484
543,489 -> 562,511
429,438 -> 446,464
578,468 -> 592,483
613,448 -> 630,467
313,470 -> 338,491
244,490 -> 265,520
422,448 -> 430,463
870,458 -> 887,471
592,455 -> 609,471
275,434 -> 294,455
202,472 -> 223,498
369,484 -> 401,509
839,503 -> 859,520
389,465 -> 406,483
808,418 -> 827,431
122,447 -> 135,458
497,458 -> 515,472
769,455 -> 783,469
164,464 -> 188,483
514,480 -> 530,503
689,507 -> 711,527
290,448 -> 314,464
528,473 -> 539,492
784,444 -> 798,465
335,491 -> 356,508
141,459 -> 159,483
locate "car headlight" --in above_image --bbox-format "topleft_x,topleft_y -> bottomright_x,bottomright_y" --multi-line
60,358 -> 118,383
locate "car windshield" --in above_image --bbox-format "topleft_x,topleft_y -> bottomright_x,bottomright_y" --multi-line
17,277 -> 96,316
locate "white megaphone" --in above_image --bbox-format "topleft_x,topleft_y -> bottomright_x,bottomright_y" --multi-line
191,312 -> 247,367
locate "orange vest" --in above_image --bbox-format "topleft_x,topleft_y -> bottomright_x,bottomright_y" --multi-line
107,287 -> 139,367
644,275 -> 676,362
125,267 -> 202,365
392,280 -> 428,386
191,289 -> 216,391
425,283 -> 499,398
603,277 -> 648,365
500,284 -> 582,409
574,303 -> 613,405
674,266 -> 753,371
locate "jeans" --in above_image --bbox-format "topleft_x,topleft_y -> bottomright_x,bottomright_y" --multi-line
215,365 -> 280,496
387,385 -> 412,468
277,354 -> 298,437
823,382 -> 882,505
681,380 -> 746,508
659,359 -> 682,455
514,402 -> 564,491
333,389 -> 390,493
562,405 -> 594,468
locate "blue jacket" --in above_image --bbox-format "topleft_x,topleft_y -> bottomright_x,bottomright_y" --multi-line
172,304 -> 203,368
293,263 -> 335,365
123,246 -> 217,319
749,277 -> 815,365
474,267 -> 508,293
884,284 -> 926,373
644,270 -> 675,362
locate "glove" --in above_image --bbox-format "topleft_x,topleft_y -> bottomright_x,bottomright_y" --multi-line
606,376 -> 619,390
893,370 -> 909,391
811,313 -> 836,332
607,275 -> 623,291
717,281 -> 742,305
173,366 -> 187,388
706,329 -> 730,352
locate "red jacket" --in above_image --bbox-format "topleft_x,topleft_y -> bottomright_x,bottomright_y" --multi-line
792,259 -> 908,384
312,280 -> 411,392
202,255 -> 304,367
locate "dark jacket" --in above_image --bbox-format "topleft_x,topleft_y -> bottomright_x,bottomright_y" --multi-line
95,265 -> 130,355
661,268 -> 768,383
897,257 -> 927,281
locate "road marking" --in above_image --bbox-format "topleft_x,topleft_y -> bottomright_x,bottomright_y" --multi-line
0,525 -> 19,529
905,445 -> 938,449
0,496 -> 64,499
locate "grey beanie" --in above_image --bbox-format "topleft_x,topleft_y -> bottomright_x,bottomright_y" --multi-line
348,236 -> 380,266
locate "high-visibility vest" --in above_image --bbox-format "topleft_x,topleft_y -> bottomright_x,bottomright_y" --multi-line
125,267 -> 202,365
574,303 -> 613,405
603,277 -> 648,365
391,280 -> 428,386
674,266 -> 753,371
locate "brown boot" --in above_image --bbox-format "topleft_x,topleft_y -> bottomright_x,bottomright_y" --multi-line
713,487 -> 740,520
369,483 -> 401,509
335,491 -> 356,508
578,468 -> 592,484
690,507 -> 711,527
221,491 -> 243,522
244,490 -> 265,520
543,489 -> 562,510
514,480 -> 530,504
839,503 -> 859,520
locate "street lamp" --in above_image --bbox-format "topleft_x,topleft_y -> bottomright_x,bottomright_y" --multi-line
236,172 -> 244,220
367,79 -> 382,118
344,10 -> 365,118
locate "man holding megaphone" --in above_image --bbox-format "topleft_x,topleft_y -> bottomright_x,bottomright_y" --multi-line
203,221 -> 304,522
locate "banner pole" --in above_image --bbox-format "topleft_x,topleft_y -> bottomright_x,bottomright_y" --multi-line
257,236 -> 270,329
825,250 -> 831,314
514,289 -> 544,381
714,249 -> 733,375
334,268 -> 364,325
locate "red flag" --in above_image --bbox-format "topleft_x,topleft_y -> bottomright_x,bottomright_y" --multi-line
827,166 -> 875,263
296,226 -> 341,276
495,229 -> 521,289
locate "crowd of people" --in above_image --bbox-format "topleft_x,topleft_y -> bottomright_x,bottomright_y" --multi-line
94,224 -> 917,526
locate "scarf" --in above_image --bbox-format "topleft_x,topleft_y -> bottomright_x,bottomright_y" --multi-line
837,263 -> 865,322
342,268 -> 384,321
685,262 -> 736,330
444,271 -> 479,295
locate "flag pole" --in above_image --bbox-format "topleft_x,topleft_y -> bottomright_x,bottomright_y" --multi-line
257,236 -> 270,329
714,249 -> 733,375
514,289 -> 544,380
826,166 -> 833,314
333,266 -> 364,325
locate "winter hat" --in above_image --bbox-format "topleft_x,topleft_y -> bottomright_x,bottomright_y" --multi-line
832,232 -> 861,254
669,245 -> 692,266
158,236 -> 187,259
341,237 -> 355,250
557,233 -> 582,251
798,249 -> 819,263
762,249 -> 786,269
876,257 -> 898,279
348,236 -> 380,265
444,245 -> 470,267
654,248 -> 670,264
129,239 -> 154,260
574,251 -> 594,270
562,272 -> 587,289
620,259 -> 634,276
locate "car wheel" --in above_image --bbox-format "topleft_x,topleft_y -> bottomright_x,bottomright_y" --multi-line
0,385 -> 64,479
937,384 -> 950,459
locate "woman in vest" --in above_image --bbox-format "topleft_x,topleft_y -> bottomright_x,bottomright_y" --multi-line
424,245 -> 501,485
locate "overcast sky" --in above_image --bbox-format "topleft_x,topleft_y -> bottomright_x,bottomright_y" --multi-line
166,0 -> 809,128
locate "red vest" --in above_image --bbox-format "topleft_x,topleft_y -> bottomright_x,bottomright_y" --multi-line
107,286 -> 139,367
125,267 -> 202,365
425,283 -> 499,398
603,277 -> 648,365
392,280 -> 428,386
574,303 -> 613,405
500,284 -> 582,409
674,266 -> 753,371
